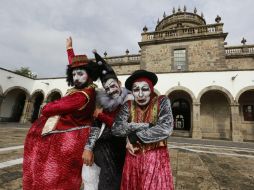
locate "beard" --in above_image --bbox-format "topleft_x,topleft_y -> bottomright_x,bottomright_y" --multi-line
108,90 -> 121,99
97,88 -> 130,111
74,81 -> 88,89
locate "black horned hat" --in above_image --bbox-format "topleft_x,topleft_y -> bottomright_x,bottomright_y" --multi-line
93,50 -> 118,84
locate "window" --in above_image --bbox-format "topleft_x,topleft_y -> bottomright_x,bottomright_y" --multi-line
243,105 -> 254,121
174,49 -> 186,71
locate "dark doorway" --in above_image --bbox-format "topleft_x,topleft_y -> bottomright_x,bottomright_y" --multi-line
172,99 -> 191,131
31,93 -> 44,123
11,92 -> 26,122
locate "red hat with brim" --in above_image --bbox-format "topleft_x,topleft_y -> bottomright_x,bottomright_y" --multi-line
125,70 -> 158,91
69,55 -> 89,68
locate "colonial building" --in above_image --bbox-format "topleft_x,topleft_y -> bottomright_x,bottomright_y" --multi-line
0,7 -> 253,142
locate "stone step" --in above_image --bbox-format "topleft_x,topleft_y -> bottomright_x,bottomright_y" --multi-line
172,130 -> 191,137
0,122 -> 30,128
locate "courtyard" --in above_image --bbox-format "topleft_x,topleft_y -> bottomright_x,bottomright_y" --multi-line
0,123 -> 254,190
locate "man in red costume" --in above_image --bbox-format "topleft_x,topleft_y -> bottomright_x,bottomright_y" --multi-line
23,45 -> 99,190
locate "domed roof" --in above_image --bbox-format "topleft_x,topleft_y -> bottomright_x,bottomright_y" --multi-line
155,6 -> 206,31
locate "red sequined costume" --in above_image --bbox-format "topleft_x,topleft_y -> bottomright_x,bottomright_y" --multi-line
23,87 -> 96,190
23,49 -> 98,190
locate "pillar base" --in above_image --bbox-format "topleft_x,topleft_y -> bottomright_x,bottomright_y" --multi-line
232,134 -> 243,142
192,130 -> 202,139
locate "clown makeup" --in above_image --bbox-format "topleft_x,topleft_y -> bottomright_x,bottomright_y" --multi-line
72,69 -> 88,88
132,81 -> 151,106
103,78 -> 121,98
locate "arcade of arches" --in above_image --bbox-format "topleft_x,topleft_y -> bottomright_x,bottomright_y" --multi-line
167,86 -> 254,142
0,87 -> 61,124
0,85 -> 253,142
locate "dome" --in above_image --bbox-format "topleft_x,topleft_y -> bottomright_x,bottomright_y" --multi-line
155,7 -> 206,31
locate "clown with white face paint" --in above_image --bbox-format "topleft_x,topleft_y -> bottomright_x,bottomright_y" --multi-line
103,78 -> 121,98
132,81 -> 151,106
72,69 -> 88,89
112,70 -> 174,190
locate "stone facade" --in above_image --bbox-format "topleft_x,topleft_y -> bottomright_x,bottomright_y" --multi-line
139,38 -> 227,72
0,7 -> 253,142
111,63 -> 140,75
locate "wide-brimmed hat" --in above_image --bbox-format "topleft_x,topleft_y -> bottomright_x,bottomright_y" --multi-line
125,70 -> 158,90
93,50 -> 118,84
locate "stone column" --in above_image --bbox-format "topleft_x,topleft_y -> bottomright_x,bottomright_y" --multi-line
26,100 -> 35,122
230,103 -> 243,142
192,102 -> 202,139
0,95 -> 4,116
37,101 -> 47,116
20,99 -> 32,124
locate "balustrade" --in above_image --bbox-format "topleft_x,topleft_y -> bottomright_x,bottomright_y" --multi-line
105,54 -> 141,64
142,23 -> 223,42
225,46 -> 254,55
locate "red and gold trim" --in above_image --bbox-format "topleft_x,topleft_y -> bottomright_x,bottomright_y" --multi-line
70,55 -> 89,68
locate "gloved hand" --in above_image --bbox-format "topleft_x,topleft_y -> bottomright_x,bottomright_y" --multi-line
128,132 -> 142,145
93,119 -> 103,128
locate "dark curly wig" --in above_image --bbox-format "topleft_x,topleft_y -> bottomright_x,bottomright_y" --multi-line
66,60 -> 100,87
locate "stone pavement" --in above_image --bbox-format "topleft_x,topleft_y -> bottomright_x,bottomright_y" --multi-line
0,123 -> 254,190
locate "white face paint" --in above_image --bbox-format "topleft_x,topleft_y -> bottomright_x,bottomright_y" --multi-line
72,69 -> 88,88
132,81 -> 151,106
103,78 -> 121,98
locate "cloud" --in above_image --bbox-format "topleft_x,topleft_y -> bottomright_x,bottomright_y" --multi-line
0,0 -> 253,77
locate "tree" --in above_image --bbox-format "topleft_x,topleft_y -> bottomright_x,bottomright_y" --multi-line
14,67 -> 37,79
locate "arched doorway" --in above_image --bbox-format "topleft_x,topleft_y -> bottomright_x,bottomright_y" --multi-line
30,92 -> 44,123
237,89 -> 254,141
168,89 -> 193,137
12,93 -> 26,122
200,91 -> 231,140
0,87 -> 29,122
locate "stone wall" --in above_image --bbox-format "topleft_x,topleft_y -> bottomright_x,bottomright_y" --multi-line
140,38 -> 227,72
225,57 -> 254,70
112,64 -> 140,75
241,122 -> 254,141
188,39 -> 226,71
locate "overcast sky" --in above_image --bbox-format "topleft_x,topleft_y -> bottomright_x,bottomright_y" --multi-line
1,0 -> 253,77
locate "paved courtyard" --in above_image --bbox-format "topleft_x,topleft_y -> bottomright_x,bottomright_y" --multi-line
0,123 -> 254,190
